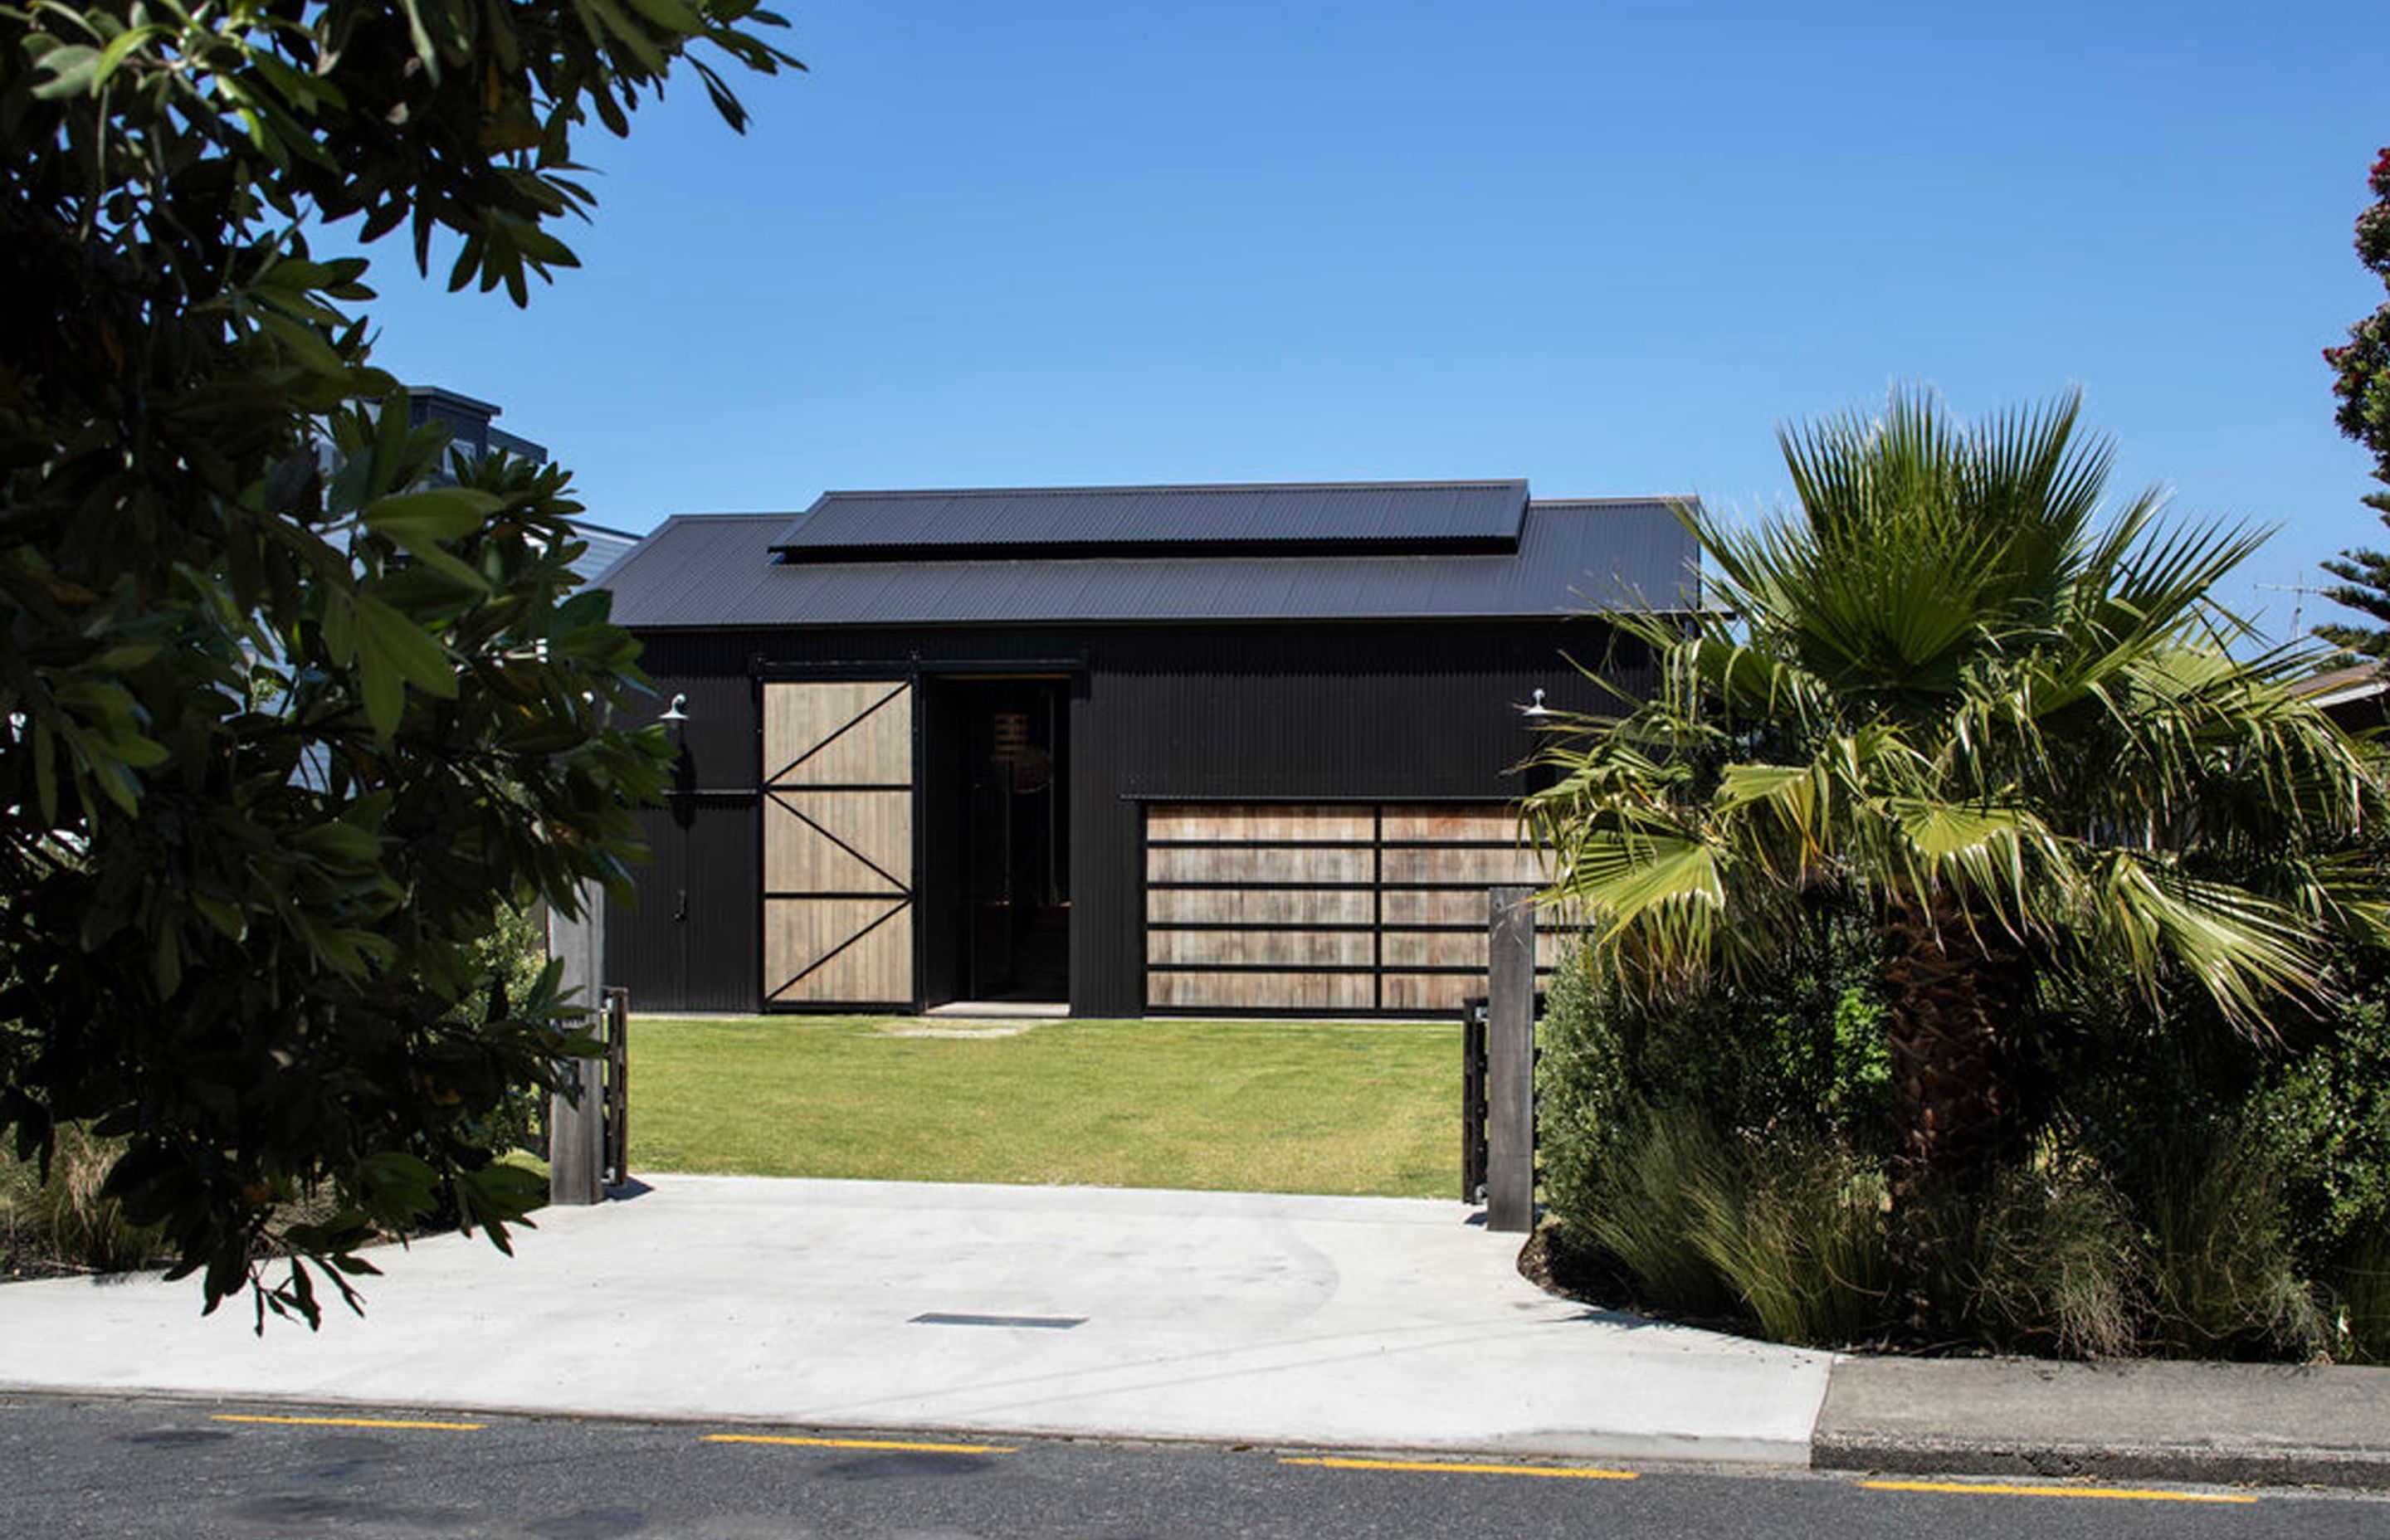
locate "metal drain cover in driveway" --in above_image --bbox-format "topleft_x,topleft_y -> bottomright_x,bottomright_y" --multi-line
909,1313 -> 1087,1330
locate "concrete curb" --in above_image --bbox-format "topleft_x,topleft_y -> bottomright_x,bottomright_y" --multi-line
1812,1431 -> 2390,1490
1808,1356 -> 2390,1490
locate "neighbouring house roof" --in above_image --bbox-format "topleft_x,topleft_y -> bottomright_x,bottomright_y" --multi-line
567,519 -> 642,582
2295,661 -> 2388,710
2295,660 -> 2389,731
408,386 -> 549,464
767,480 -> 1532,560
596,482 -> 1698,629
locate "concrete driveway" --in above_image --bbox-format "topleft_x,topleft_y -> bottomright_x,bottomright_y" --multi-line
0,1176 -> 1831,1462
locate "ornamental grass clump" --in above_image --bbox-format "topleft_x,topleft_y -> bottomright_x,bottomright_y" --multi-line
1,1124 -> 166,1277
1952,1160 -> 2143,1360
2139,1127 -> 2330,1360
1683,1129 -> 1890,1348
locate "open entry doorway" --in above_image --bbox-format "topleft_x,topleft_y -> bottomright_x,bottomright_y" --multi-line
922,676 -> 1071,1006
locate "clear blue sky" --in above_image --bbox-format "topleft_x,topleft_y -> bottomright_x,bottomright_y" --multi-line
349,0 -> 2385,647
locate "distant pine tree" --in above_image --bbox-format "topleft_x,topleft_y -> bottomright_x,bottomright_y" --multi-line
2319,147 -> 2390,656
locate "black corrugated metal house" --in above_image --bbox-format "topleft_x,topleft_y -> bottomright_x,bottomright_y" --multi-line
593,480 -> 1697,1018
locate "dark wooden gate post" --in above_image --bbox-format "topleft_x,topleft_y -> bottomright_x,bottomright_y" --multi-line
547,885 -> 607,1206
1485,884 -> 1537,1232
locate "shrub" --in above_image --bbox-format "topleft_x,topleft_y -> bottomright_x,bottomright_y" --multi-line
1538,919 -> 1889,1157
1539,935 -> 1895,1344
460,905 -> 556,1157
1534,922 -> 2388,1362
1535,949 -> 1635,1252
2251,1003 -> 2390,1269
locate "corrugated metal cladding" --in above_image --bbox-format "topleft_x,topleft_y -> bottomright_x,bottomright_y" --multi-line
600,499 -> 1697,630
604,622 -> 1656,1019
606,801 -> 758,1012
766,480 -> 1530,558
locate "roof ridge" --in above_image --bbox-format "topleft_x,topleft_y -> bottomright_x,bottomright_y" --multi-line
1528,495 -> 1693,508
810,478 -> 1529,504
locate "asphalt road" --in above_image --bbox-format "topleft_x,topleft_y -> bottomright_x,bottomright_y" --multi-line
2,1395 -> 2383,1539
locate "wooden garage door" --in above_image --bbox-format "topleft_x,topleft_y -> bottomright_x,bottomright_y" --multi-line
1144,804 -> 1570,1014
762,680 -> 915,1007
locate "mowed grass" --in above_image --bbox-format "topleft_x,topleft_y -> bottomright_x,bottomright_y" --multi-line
628,1015 -> 1461,1198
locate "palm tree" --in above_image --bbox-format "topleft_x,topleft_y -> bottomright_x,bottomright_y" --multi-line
1524,390 -> 2386,1235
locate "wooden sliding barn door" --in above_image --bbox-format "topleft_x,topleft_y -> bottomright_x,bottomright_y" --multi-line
761,680 -> 915,1007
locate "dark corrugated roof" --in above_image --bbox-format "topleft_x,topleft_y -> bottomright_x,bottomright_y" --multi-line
598,495 -> 1698,629
767,480 -> 1530,560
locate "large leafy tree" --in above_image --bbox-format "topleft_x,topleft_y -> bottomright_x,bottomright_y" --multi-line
1,0 -> 796,1321
1525,391 -> 2387,1266
2319,146 -> 2390,655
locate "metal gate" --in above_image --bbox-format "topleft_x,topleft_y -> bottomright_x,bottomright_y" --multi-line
760,680 -> 916,1007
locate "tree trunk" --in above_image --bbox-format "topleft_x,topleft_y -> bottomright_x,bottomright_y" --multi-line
1880,893 -> 2017,1330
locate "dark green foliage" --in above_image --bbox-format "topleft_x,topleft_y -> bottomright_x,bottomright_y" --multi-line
1538,919 -> 1892,1162
458,905 -> 557,1157
1,0 -> 794,1322
2319,146 -> 2390,655
2329,1236 -> 2390,1363
2250,1001 -> 2390,1266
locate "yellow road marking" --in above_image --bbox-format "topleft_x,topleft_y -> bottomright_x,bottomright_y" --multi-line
1861,1479 -> 2257,1505
704,1434 -> 1014,1456
1281,1455 -> 1638,1482
212,1414 -> 484,1432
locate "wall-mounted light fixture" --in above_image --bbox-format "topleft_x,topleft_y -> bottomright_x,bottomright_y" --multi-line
661,694 -> 695,832
1520,687 -> 1550,719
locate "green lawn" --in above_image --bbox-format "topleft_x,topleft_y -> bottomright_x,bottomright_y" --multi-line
627,1015 -> 1461,1198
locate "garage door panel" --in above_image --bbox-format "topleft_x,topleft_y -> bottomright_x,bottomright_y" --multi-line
1147,969 -> 1374,1011
1379,845 -> 1548,885
1148,806 -> 1375,843
1145,845 -> 1377,885
1143,802 -> 1557,1015
1145,887 -> 1377,927
1146,928 -> 1375,968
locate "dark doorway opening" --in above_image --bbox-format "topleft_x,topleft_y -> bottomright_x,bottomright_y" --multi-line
922,677 -> 1071,1005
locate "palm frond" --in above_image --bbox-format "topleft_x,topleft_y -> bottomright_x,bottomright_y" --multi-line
2067,855 -> 2329,1035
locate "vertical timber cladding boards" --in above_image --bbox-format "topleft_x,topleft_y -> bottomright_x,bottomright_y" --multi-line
761,680 -> 915,1007
1144,804 -> 1571,1013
